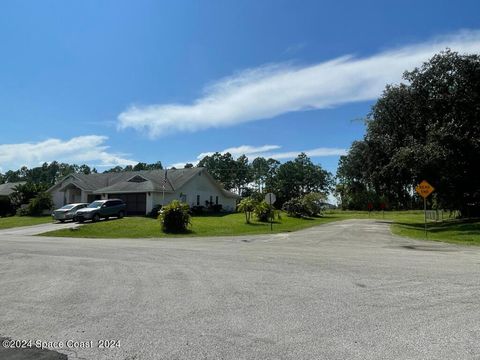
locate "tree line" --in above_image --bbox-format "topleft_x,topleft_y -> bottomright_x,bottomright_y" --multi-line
197,152 -> 333,206
0,161 -> 164,186
336,50 -> 480,216
1,154 -> 333,209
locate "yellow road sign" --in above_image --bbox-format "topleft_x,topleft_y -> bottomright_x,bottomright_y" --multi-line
416,180 -> 435,198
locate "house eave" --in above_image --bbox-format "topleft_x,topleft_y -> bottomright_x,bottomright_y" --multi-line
92,190 -> 174,195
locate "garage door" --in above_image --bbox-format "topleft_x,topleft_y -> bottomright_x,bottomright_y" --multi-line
110,193 -> 146,215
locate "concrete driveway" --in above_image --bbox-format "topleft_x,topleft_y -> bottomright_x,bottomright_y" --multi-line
0,221 -> 79,236
0,220 -> 479,360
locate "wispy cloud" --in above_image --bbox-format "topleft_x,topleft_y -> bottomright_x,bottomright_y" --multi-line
118,30 -> 480,138
0,135 -> 136,171
197,144 -> 281,159
168,144 -> 346,168
284,42 -> 307,55
261,147 -> 347,160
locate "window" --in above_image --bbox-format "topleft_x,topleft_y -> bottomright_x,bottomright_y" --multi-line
196,195 -> 200,206
216,196 -> 218,205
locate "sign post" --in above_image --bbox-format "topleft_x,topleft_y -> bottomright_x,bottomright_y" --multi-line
380,202 -> 385,219
265,193 -> 276,231
415,180 -> 435,237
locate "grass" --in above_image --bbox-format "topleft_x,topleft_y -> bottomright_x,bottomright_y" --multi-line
37,210 -> 480,245
328,210 -> 480,245
39,211 -> 342,238
391,218 -> 480,245
0,215 -> 52,230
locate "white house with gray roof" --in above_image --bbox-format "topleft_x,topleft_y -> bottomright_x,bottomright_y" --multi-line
48,168 -> 240,215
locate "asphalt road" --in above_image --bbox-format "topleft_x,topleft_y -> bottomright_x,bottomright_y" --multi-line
0,220 -> 479,360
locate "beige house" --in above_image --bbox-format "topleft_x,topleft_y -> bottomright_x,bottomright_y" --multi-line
48,168 -> 239,215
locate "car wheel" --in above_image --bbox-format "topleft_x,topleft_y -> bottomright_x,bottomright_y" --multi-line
93,214 -> 101,222
78,218 -> 84,223
118,211 -> 125,219
59,219 -> 65,223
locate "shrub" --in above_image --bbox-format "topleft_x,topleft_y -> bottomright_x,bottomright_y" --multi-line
25,191 -> 53,216
159,200 -> 191,233
211,204 -> 222,213
237,197 -> 257,223
282,193 -> 327,218
282,197 -> 307,217
254,201 -> 274,222
0,196 -> 14,217
301,192 -> 326,217
9,182 -> 49,208
16,206 -> 30,216
148,204 -> 162,218
190,205 -> 205,215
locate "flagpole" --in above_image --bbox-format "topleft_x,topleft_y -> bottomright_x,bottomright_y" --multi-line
162,168 -> 167,207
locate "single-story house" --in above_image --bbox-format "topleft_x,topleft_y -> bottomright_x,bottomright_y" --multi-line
48,168 -> 240,215
0,181 -> 26,197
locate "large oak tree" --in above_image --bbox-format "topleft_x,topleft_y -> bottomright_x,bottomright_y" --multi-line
337,50 -> 480,215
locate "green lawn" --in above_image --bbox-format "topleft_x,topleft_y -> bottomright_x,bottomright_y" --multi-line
326,210 -> 480,245
391,218 -> 480,245
0,216 -> 52,230
38,210 -> 480,245
39,211 -> 342,238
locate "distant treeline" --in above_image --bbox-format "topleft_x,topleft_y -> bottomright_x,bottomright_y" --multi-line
1,154 -> 333,208
0,161 -> 164,187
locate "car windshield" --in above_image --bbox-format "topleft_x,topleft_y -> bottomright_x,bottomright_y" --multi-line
60,205 -> 75,210
87,201 -> 104,208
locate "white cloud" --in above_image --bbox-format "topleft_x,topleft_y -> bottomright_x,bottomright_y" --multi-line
260,147 -> 347,160
118,30 -> 480,137
197,144 -> 281,159
168,144 -> 346,168
0,135 -> 136,171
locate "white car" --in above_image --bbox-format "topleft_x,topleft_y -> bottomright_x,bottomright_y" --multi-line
52,203 -> 88,222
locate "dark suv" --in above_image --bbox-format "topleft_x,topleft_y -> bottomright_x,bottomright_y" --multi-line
75,199 -> 126,223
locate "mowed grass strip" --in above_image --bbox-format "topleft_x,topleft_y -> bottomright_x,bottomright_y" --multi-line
391,219 -> 480,245
37,210 -> 480,245
329,210 -> 480,245
36,210 -> 427,239
0,216 -> 52,230
39,211 -> 344,238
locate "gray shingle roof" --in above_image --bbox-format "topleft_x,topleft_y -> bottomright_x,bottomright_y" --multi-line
0,182 -> 26,196
50,168 -> 239,198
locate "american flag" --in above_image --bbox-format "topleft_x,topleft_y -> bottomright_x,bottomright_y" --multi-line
162,169 -> 168,190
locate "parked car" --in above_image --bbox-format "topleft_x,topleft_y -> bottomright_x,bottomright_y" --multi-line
75,199 -> 126,223
52,203 -> 88,222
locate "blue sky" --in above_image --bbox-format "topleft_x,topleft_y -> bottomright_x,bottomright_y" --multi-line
1,0 -> 480,176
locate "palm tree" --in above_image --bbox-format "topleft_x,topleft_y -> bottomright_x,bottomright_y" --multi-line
237,198 -> 255,224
